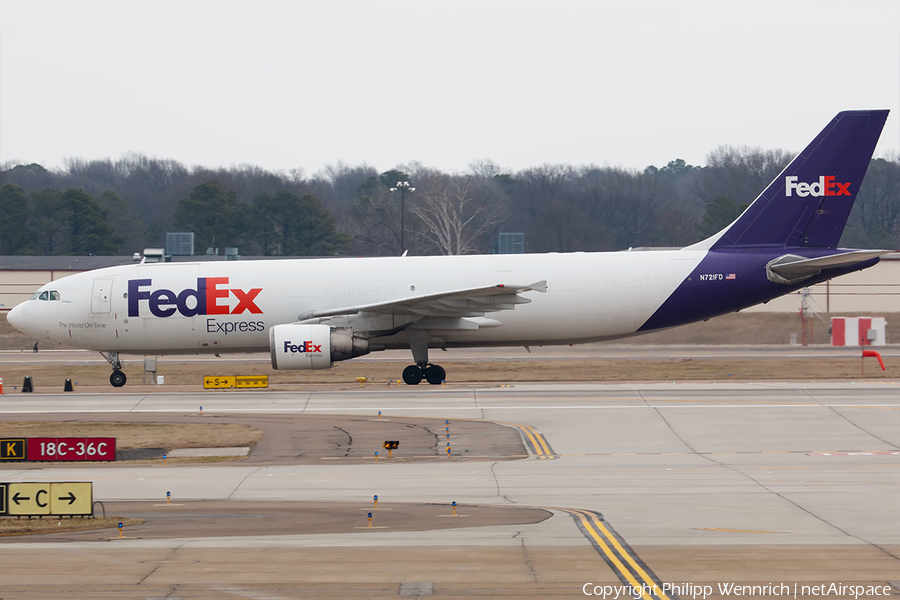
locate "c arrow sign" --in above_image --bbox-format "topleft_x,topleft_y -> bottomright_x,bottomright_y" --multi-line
58,492 -> 76,505
12,492 -> 30,504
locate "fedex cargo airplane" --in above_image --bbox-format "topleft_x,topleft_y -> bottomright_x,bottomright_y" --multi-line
5,110 -> 893,387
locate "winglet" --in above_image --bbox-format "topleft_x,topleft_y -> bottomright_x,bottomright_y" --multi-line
525,280 -> 548,293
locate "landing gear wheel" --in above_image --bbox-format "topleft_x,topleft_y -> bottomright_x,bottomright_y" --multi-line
110,370 -> 127,387
424,364 -> 445,385
402,365 -> 423,385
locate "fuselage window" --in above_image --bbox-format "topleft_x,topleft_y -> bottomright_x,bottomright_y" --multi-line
49,291 -> 60,300
38,291 -> 49,301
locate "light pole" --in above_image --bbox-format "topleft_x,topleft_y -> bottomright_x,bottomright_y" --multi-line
390,181 -> 415,253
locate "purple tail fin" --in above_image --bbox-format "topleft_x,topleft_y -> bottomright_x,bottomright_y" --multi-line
710,110 -> 889,250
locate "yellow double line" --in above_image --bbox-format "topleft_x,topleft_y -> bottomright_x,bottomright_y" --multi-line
561,508 -> 673,600
379,415 -> 557,460
497,421 -> 557,459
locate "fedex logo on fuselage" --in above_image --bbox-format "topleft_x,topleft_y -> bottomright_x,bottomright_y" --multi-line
283,340 -> 323,354
785,176 -> 851,198
128,278 -> 262,318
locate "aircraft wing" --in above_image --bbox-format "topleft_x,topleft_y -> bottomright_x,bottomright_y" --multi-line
768,250 -> 891,276
297,280 -> 548,321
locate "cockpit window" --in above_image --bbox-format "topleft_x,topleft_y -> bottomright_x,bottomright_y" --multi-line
30,290 -> 61,301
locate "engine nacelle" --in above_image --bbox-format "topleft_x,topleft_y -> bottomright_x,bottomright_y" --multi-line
269,323 -> 369,370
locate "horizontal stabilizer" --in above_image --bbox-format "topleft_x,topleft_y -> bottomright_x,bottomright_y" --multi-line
766,250 -> 890,285
768,250 -> 890,275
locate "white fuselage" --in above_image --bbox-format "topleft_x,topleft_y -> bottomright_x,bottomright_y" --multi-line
10,250 -> 704,354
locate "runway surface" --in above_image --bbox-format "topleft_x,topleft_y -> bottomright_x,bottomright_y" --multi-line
1,382 -> 898,598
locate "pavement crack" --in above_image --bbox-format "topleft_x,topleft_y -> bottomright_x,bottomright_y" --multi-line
473,389 -> 485,419
649,402 -> 711,460
652,396 -> 898,552
424,425 -> 441,456
333,425 -> 352,457
227,466 -> 264,499
488,461 -> 502,497
655,403 -> 864,540
129,394 -> 150,411
520,538 -> 539,583
138,543 -> 186,585
869,541 -> 900,561
802,389 -> 899,449
724,463 -> 861,539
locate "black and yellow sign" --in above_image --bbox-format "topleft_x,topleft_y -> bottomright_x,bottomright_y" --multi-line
203,376 -> 235,389
382,441 -> 399,450
235,375 -> 268,389
2,482 -> 93,516
204,375 -> 269,389
0,438 -> 26,460
0,483 -> 6,514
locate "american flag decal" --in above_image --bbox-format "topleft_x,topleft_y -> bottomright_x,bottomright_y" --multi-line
725,273 -> 736,280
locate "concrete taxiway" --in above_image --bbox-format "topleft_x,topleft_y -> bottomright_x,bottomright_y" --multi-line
0,382 -> 898,598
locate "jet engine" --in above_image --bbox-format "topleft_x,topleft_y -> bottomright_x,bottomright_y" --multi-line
269,324 -> 369,370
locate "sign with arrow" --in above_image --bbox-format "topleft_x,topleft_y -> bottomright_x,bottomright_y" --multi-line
3,482 -> 92,516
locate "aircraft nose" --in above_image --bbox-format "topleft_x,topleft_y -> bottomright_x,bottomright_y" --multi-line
6,302 -> 26,332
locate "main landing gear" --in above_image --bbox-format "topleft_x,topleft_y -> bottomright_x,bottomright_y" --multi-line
102,351 -> 127,387
402,363 -> 446,386
401,330 -> 446,385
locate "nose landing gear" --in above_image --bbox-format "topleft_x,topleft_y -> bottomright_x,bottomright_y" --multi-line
109,370 -> 127,387
102,351 -> 127,387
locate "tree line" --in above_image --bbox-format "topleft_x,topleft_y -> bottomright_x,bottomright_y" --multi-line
0,149 -> 897,257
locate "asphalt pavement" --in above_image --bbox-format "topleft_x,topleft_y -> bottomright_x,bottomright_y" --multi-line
0,382 -> 898,598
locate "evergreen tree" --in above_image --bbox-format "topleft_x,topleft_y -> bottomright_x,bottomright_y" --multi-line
0,184 -> 34,254
696,196 -> 748,238
251,191 -> 349,255
173,180 -> 246,253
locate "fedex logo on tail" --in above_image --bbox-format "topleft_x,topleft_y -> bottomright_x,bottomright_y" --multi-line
128,278 -> 262,318
785,176 -> 851,198
283,341 -> 323,354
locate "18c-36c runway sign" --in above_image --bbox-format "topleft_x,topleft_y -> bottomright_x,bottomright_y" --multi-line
0,482 -> 93,516
0,438 -> 115,461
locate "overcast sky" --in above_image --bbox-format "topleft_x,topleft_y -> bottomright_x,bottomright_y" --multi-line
1,0 -> 898,178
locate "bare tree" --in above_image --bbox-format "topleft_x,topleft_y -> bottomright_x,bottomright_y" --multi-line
317,161 -> 377,206
845,155 -> 900,248
512,164 -> 575,219
410,174 -> 507,255
344,175 -> 407,255
694,146 -> 793,205
468,158 -> 504,178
